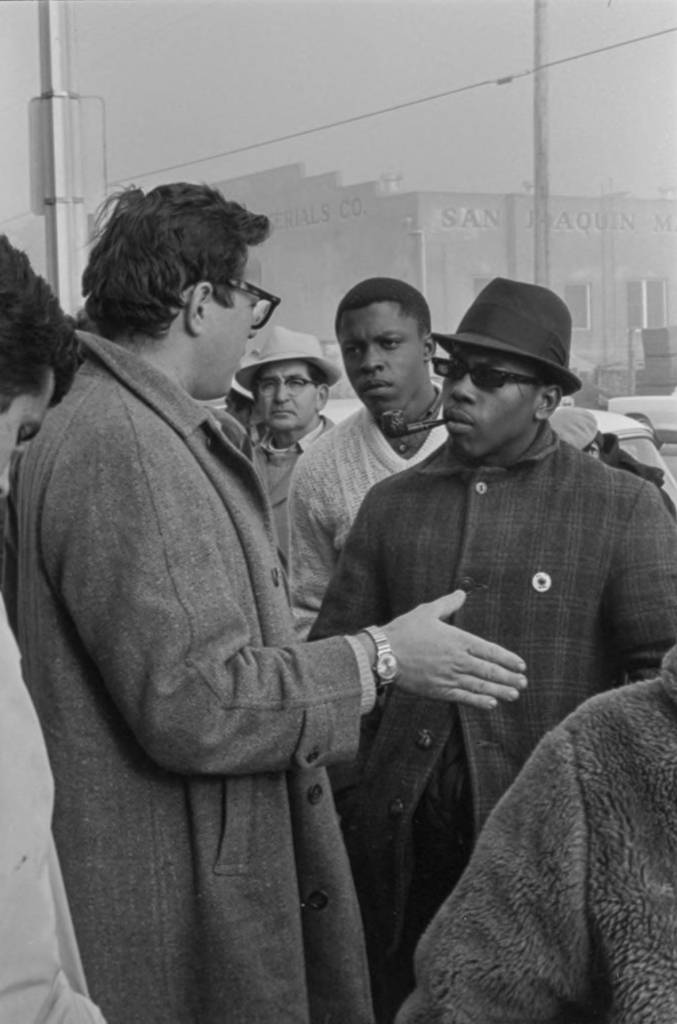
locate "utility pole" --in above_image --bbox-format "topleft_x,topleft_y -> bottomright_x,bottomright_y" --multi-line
32,0 -> 88,313
533,0 -> 550,285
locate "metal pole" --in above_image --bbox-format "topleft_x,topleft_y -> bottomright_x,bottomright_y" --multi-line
533,0 -> 550,285
38,0 -> 88,313
409,230 -> 428,297
627,328 -> 636,395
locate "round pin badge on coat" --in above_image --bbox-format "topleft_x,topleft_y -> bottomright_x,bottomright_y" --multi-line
532,571 -> 552,593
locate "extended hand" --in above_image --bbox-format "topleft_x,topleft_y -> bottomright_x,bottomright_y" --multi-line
386,590 -> 527,710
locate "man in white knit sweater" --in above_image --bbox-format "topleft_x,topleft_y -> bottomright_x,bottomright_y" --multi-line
288,278 -> 446,637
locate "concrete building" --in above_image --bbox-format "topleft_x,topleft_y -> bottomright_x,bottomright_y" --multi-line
215,164 -> 677,400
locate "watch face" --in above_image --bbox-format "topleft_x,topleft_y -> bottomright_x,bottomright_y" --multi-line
377,651 -> 399,682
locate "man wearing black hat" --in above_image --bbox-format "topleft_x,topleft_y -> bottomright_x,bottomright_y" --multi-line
310,277 -> 677,1022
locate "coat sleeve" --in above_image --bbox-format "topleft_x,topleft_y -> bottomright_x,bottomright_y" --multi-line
288,451 -> 343,639
33,411 -> 363,778
395,724 -> 595,1024
604,480 -> 677,679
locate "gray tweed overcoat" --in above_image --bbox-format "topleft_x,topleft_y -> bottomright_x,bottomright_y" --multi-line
4,333 -> 373,1024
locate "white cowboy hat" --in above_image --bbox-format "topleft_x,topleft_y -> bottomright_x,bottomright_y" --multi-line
235,325 -> 341,392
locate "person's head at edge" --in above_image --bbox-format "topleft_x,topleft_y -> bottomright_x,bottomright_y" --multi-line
0,235 -> 79,496
82,183 -> 273,401
432,277 -> 581,468
224,380 -> 256,431
334,277 -> 436,423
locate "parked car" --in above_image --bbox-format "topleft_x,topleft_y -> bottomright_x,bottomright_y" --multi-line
607,393 -> 677,444
560,408 -> 677,510
325,396 -> 361,424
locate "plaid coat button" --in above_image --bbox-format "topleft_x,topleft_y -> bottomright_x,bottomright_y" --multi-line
532,571 -> 552,592
388,798 -> 405,818
415,729 -> 433,750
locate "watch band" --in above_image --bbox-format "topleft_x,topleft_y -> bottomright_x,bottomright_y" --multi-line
363,625 -> 399,694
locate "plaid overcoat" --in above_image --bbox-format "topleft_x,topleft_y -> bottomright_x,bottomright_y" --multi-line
4,334 -> 373,1024
312,428 -> 677,953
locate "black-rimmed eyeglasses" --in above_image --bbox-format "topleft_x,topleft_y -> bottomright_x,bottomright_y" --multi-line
432,355 -> 541,391
215,278 -> 281,330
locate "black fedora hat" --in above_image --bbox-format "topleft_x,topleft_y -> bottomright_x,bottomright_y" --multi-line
432,277 -> 581,395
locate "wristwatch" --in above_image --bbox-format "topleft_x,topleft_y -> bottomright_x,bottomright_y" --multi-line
363,626 -> 400,695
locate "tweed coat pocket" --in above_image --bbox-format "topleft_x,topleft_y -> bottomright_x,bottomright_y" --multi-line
213,775 -> 255,876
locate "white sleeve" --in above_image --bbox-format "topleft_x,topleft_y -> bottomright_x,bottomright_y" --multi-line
288,455 -> 341,639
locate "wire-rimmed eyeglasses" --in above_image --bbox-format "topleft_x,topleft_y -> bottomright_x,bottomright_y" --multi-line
257,375 -> 316,396
214,278 -> 281,330
432,354 -> 541,391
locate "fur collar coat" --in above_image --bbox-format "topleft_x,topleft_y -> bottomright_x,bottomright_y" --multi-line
397,646 -> 677,1023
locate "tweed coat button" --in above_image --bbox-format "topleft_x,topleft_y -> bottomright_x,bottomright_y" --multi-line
306,746 -> 320,763
415,728 -> 434,750
304,890 -> 329,910
388,797 -> 405,818
459,576 -> 475,592
307,783 -> 323,805
475,481 -> 487,495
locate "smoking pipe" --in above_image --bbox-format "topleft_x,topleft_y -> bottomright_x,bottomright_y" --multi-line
379,409 -> 450,438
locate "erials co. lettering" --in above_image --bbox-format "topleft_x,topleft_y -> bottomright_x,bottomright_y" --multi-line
268,197 -> 365,231
269,204 -> 331,230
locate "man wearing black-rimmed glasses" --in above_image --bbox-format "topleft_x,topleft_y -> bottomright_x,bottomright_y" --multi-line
311,276 -> 677,1022
4,189 -> 530,1024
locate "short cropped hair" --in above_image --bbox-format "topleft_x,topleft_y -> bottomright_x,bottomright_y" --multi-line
335,277 -> 431,337
83,183 -> 271,340
0,235 -> 79,412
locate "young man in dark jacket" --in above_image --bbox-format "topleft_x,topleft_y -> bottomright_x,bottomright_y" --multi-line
311,276 -> 677,1022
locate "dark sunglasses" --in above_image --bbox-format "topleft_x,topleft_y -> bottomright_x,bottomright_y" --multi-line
432,355 -> 541,391
214,278 -> 281,330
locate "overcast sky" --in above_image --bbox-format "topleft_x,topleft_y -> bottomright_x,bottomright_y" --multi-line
1,0 -> 676,264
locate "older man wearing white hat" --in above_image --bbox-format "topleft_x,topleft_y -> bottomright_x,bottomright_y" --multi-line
236,325 -> 341,565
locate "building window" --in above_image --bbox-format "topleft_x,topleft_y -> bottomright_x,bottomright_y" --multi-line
627,279 -> 668,329
564,283 -> 591,330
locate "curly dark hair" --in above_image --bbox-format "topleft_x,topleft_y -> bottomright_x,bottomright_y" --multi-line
83,183 -> 271,339
335,277 -> 431,337
0,235 -> 79,412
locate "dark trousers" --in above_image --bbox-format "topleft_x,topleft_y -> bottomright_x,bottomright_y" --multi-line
369,805 -> 473,1024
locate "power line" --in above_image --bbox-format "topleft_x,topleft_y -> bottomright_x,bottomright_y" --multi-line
113,25 -> 677,185
0,210 -> 34,229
